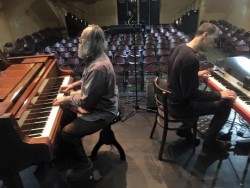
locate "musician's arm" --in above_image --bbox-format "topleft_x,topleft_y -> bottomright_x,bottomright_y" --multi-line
63,68 -> 105,109
71,80 -> 82,88
181,61 -> 221,102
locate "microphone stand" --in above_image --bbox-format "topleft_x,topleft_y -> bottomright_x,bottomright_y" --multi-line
121,1 -> 146,122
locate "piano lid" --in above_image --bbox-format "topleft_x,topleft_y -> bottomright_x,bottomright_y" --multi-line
215,56 -> 250,83
0,63 -> 43,102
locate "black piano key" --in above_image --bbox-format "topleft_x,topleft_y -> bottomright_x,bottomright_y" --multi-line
42,87 -> 62,93
22,127 -> 43,135
22,122 -> 46,130
29,103 -> 52,109
28,133 -> 42,138
239,96 -> 249,101
19,77 -> 66,138
38,92 -> 58,99
211,72 -> 249,98
23,116 -> 48,124
42,78 -> 64,91
25,111 -> 51,119
29,107 -> 52,113
35,98 -> 55,104
38,91 -> 58,99
22,129 -> 43,137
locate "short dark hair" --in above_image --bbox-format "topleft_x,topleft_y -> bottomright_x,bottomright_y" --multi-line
195,22 -> 217,36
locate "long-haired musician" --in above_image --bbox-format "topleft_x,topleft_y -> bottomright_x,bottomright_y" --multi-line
52,24 -> 118,181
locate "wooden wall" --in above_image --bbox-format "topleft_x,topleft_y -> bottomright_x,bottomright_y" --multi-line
199,0 -> 250,31
0,0 -> 60,49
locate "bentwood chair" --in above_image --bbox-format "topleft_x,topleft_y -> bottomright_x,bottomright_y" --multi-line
150,77 -> 198,160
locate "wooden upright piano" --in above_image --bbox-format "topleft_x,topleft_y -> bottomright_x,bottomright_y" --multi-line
0,54 -> 73,188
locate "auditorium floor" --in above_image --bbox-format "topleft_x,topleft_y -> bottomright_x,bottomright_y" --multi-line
1,96 -> 250,188
1,49 -> 250,188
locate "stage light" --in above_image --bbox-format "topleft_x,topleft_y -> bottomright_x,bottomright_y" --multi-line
130,0 -> 136,3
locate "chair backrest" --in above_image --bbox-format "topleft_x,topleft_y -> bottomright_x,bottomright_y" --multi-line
153,77 -> 171,121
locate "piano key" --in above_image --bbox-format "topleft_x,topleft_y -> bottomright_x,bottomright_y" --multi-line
22,122 -> 46,130
207,70 -> 250,123
27,133 -> 42,138
29,106 -> 52,112
18,76 -> 71,138
38,91 -> 59,96
23,116 -> 48,124
25,111 -> 51,119
34,98 -> 55,103
22,128 -> 44,135
42,76 -> 71,137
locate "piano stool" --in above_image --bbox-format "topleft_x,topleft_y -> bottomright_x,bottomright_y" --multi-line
90,110 -> 126,161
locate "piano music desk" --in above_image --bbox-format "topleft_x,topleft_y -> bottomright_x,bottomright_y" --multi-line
21,57 -> 48,64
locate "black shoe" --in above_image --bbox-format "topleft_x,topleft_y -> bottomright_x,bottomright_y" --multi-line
217,140 -> 232,150
202,140 -> 231,159
203,139 -> 232,150
176,128 -> 193,139
176,129 -> 200,146
66,160 -> 94,182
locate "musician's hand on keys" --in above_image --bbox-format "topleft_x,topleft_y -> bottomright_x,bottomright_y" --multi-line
198,69 -> 211,79
52,96 -> 65,106
220,89 -> 237,101
59,84 -> 73,93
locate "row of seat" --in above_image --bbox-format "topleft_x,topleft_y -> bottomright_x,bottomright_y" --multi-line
2,24 -> 190,92
112,57 -> 169,91
103,25 -> 190,92
106,27 -> 190,49
105,25 -> 191,63
3,27 -> 63,57
209,19 -> 250,57
47,25 -> 189,91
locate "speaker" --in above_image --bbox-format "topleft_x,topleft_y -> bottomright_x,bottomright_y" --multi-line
146,78 -> 156,110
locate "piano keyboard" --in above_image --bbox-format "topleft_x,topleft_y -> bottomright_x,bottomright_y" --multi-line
18,76 -> 71,138
207,68 -> 250,123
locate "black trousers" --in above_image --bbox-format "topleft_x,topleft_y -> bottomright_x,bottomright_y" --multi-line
58,107 -> 108,165
170,99 -> 232,145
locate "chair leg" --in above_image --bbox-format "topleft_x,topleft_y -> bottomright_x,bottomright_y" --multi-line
112,138 -> 126,161
150,113 -> 158,138
158,123 -> 168,160
91,140 -> 103,160
90,125 -> 126,161
192,123 -> 198,154
91,126 -> 112,160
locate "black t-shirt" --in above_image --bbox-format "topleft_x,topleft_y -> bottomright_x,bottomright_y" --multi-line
167,44 -> 220,113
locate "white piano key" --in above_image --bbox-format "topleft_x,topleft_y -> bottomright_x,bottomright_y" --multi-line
42,76 -> 71,137
208,74 -> 250,121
